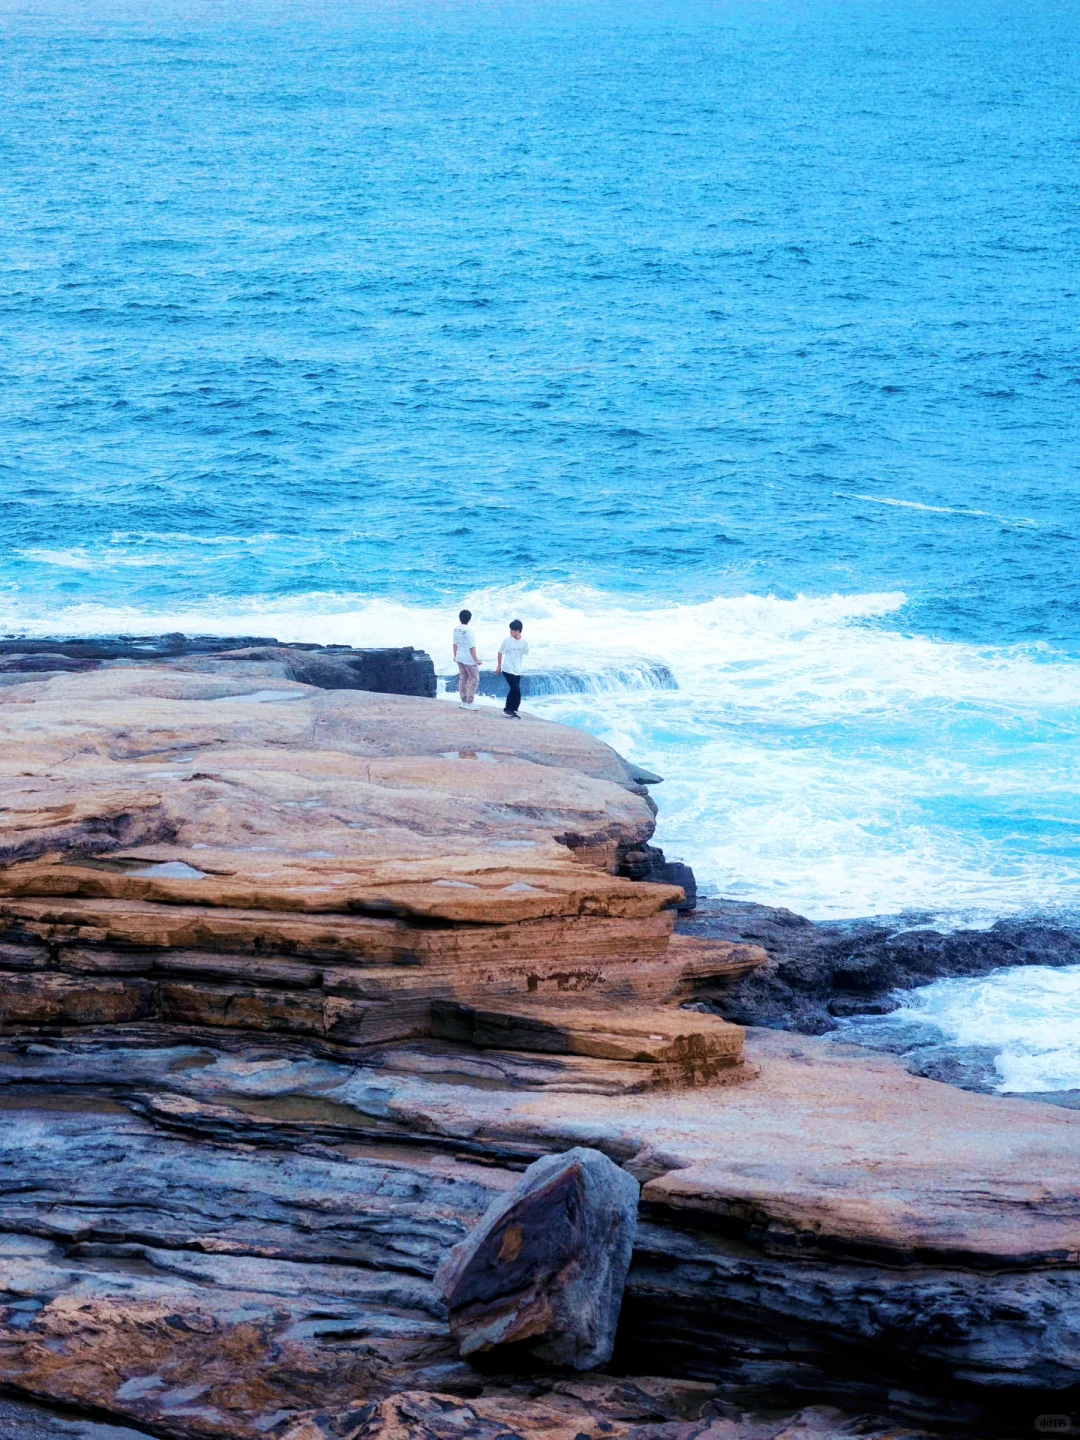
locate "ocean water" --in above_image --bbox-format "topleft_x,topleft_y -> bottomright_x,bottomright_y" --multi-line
839,964 -> 1080,1095
2,0 -> 1079,927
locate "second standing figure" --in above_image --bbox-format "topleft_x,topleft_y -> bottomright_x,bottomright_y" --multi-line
496,620 -> 529,719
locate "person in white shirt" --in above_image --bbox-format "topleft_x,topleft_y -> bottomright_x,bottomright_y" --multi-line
496,620 -> 529,718
452,608 -> 481,708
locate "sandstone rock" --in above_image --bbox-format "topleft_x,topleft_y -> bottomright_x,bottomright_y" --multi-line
1,660 -> 1077,1436
435,1147 -> 640,1370
432,999 -> 748,1088
0,666 -> 765,1061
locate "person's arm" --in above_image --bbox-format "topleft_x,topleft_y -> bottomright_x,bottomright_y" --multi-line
496,644 -> 503,675
471,645 -> 480,665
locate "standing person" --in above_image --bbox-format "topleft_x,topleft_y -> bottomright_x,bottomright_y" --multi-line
496,620 -> 528,719
452,609 -> 481,708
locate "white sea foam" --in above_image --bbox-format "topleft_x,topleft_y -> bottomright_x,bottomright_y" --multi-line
838,492 -> 1044,529
2,585 -> 1079,922
888,966 -> 1080,1093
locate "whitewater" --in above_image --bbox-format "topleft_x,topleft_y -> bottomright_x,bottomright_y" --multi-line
4,584 -> 1079,925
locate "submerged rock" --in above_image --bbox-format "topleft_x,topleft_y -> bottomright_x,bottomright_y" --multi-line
435,1147 -> 639,1369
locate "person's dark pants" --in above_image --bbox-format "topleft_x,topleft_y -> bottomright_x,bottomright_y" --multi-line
502,671 -> 522,714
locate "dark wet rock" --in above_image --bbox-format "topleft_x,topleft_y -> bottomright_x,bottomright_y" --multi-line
619,844 -> 697,912
0,1394 -> 152,1438
0,633 -> 279,661
240,644 -> 438,697
0,635 -> 438,697
1011,1089 -> 1080,1111
680,897 -> 1080,1034
435,1147 -> 640,1371
895,1043 -> 1002,1091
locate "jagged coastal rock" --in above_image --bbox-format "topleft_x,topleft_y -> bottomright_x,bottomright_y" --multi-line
0,635 -> 438,697
684,899 -> 1080,1100
0,647 -> 1076,1437
436,1147 -> 639,1369
681,897 -> 1080,1035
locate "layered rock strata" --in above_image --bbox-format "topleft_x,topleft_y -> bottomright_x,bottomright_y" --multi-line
0,662 -> 1077,1438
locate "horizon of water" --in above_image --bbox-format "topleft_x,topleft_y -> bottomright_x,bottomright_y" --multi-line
2,0 -> 1079,929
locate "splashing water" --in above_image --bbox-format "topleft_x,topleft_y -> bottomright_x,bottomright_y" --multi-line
852,966 -> 1080,1094
4,584 -> 1079,924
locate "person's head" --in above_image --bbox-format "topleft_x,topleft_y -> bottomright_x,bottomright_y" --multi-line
459,609 -> 472,624
509,620 -> 523,636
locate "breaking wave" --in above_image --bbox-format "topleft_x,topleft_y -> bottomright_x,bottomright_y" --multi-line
3,584 -> 1079,923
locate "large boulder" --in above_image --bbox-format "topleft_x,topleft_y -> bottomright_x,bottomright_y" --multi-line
435,1146 -> 640,1371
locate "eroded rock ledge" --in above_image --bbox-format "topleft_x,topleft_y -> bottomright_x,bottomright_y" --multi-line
0,658 -> 1076,1438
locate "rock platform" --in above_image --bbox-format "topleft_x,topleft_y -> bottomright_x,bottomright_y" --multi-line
0,657 -> 1077,1437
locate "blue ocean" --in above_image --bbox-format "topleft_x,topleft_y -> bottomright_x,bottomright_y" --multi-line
2,0 -> 1078,925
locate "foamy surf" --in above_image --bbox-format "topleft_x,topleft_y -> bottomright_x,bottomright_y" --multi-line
2,585 -> 1079,923
860,965 -> 1080,1094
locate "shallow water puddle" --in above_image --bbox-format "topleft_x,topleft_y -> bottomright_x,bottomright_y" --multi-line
131,861 -> 208,880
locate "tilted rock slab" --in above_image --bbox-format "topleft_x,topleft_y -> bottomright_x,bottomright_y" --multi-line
435,1147 -> 640,1369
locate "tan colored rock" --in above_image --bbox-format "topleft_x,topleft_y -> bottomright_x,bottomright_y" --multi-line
0,663 -> 760,1080
432,999 -> 747,1086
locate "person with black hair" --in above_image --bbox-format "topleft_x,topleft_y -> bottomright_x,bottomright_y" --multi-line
452,609 -> 481,707
496,620 -> 528,719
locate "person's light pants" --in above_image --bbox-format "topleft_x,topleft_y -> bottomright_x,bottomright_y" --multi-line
457,663 -> 479,703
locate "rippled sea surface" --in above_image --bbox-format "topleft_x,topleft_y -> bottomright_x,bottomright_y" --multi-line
2,0 -> 1078,921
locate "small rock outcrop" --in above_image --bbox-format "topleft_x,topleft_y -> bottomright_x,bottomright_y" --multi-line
435,1147 -> 640,1370
0,634 -> 438,698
